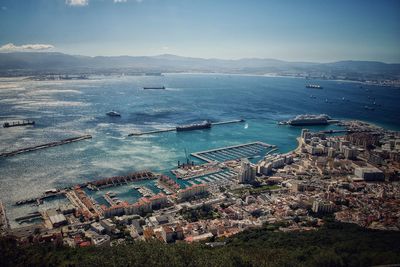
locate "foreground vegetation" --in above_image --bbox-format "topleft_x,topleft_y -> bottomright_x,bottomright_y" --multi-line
1,221 -> 400,267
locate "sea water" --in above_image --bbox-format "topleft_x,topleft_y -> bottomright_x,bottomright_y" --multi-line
1,74 -> 399,226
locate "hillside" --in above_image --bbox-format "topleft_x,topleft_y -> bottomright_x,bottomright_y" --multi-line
1,52 -> 399,81
1,222 -> 399,267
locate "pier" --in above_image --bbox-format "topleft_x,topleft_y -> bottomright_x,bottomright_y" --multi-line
210,119 -> 245,126
0,135 -> 92,158
128,119 -> 245,136
3,120 -> 35,128
128,128 -> 175,136
15,190 -> 65,206
191,141 -> 276,163
15,212 -> 42,224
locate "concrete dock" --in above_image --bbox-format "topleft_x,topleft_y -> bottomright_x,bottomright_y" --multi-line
128,119 -> 245,136
128,128 -> 175,136
0,135 -> 92,158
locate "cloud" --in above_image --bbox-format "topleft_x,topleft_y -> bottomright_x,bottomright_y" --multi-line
66,0 -> 88,6
0,43 -> 55,52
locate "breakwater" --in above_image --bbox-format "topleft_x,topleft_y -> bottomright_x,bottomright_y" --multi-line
0,135 -> 92,158
86,171 -> 156,189
128,119 -> 245,136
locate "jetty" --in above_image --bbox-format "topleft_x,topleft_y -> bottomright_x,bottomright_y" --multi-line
15,190 -> 65,206
128,119 -> 245,136
15,212 -> 42,223
3,120 -> 35,128
0,135 -> 92,158
128,128 -> 175,136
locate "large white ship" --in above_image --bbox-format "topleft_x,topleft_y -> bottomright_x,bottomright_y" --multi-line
279,114 -> 331,126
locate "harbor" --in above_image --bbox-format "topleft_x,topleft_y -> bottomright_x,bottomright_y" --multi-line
14,171 -> 157,207
0,135 -> 92,158
191,141 -> 276,163
128,119 -> 245,136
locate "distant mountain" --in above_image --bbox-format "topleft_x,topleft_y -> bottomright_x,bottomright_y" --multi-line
0,52 -> 399,81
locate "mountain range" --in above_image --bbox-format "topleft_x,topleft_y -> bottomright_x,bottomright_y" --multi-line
0,52 -> 399,81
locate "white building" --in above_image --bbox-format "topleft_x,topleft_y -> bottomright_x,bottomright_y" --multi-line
312,200 -> 335,214
238,158 -> 256,183
177,184 -> 208,201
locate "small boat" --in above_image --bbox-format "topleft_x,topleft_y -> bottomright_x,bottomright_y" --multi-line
364,106 -> 375,111
306,84 -> 323,89
106,111 -> 121,117
143,86 -> 166,90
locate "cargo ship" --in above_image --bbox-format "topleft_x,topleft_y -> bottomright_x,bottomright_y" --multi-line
279,114 -> 331,126
143,86 -> 165,90
176,121 -> 212,131
3,120 -> 35,128
306,84 -> 323,89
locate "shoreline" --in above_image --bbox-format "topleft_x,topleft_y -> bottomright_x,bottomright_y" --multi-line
0,71 -> 398,88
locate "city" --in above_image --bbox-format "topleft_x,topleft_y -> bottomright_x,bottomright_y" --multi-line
1,119 -> 398,248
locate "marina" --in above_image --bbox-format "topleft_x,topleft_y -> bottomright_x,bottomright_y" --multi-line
136,186 -> 155,197
187,170 -> 239,186
191,141 -> 276,163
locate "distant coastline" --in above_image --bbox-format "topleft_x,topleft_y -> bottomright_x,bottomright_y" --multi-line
0,52 -> 399,87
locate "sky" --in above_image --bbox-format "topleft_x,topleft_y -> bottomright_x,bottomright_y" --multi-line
0,0 -> 399,63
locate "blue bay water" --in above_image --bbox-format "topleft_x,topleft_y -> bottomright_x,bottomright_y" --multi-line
0,74 -> 399,225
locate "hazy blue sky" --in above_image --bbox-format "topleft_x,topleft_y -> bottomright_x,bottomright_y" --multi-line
0,0 -> 399,62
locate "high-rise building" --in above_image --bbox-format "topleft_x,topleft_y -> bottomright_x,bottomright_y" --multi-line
343,146 -> 358,159
238,158 -> 256,184
301,129 -> 311,141
354,167 -> 385,181
312,200 -> 335,214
